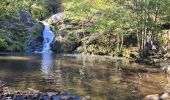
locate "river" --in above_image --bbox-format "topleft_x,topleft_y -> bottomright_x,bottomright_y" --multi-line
0,53 -> 169,100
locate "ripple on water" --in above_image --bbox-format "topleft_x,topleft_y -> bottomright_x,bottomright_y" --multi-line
0,54 -> 168,99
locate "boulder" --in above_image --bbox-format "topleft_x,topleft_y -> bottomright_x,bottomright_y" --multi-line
164,53 -> 170,59
51,39 -> 63,53
144,94 -> 159,100
161,65 -> 170,74
0,81 -> 6,88
160,92 -> 170,100
26,23 -> 44,52
47,12 -> 64,24
82,95 -> 91,100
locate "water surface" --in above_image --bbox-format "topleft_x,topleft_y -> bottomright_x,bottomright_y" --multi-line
0,53 -> 168,100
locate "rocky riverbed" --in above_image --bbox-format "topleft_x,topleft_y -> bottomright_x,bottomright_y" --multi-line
0,87 -> 83,100
144,92 -> 170,100
0,81 -> 90,100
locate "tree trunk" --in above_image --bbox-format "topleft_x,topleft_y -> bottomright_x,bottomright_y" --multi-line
120,33 -> 124,52
82,21 -> 86,53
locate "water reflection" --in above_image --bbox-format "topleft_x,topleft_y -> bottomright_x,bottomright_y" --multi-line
41,52 -> 53,75
40,53 -> 62,90
0,54 -> 169,99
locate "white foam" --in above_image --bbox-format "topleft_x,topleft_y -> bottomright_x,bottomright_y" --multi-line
42,22 -> 55,53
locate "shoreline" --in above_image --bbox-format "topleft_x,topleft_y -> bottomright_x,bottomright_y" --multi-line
0,86 -> 83,100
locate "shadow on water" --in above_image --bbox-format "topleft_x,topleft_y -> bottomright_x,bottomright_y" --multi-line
0,53 -> 169,99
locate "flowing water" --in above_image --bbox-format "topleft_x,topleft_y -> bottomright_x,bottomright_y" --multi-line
0,53 -> 169,100
42,22 -> 55,53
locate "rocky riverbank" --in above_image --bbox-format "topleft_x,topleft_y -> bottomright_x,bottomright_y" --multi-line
0,81 -> 90,100
144,92 -> 170,100
0,87 -> 80,100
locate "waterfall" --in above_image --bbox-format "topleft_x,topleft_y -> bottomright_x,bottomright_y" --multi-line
42,22 -> 55,53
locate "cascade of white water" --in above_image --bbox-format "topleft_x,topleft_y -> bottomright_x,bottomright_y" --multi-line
42,22 -> 55,53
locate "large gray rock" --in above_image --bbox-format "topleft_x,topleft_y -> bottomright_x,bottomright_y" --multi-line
51,39 -> 63,53
0,9 -> 44,52
48,12 -> 64,24
26,23 -> 44,52
20,9 -> 35,25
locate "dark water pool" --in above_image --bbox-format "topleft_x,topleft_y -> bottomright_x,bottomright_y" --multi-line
0,53 -> 168,100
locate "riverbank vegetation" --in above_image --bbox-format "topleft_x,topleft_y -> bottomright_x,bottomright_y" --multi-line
0,0 -> 59,52
58,0 -> 170,58
0,0 -> 170,59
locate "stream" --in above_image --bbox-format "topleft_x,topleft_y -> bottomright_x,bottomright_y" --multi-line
0,21 -> 168,100
42,21 -> 55,53
0,53 -> 169,100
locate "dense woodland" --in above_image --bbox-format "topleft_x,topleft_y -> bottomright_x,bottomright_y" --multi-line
0,1 -> 170,99
0,0 -> 170,58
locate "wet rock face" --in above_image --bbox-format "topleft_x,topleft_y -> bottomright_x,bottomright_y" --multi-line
26,22 -> 44,52
20,9 -> 35,25
20,10 -> 44,52
0,9 -> 44,52
0,22 -> 18,30
51,40 -> 63,53
27,36 -> 43,52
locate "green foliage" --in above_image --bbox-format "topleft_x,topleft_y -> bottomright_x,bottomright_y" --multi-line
0,0 -> 54,52
62,0 -> 170,57
29,23 -> 43,37
7,41 -> 26,51
0,0 -> 169,57
0,38 -> 8,50
0,0 -> 60,20
61,33 -> 78,52
30,3 -> 48,20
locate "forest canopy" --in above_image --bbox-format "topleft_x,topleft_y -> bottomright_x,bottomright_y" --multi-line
61,0 -> 170,57
0,0 -> 170,58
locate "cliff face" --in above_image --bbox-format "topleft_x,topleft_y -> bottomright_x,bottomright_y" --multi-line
0,10 -> 43,52
0,0 -> 64,52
